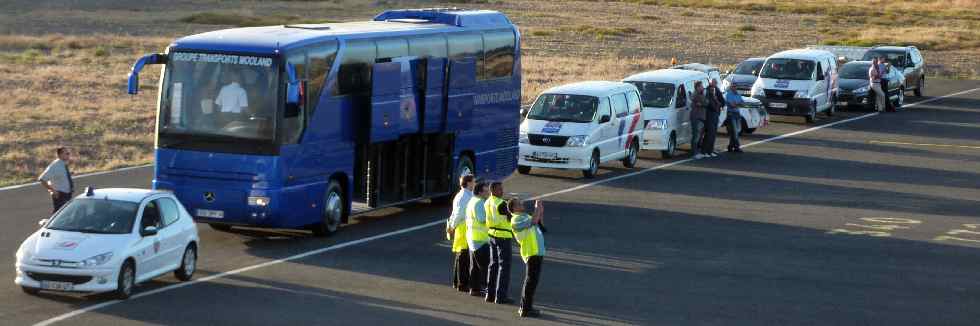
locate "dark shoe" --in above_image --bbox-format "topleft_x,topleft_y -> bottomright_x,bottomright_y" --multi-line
469,290 -> 483,297
485,295 -> 496,303
734,148 -> 743,153
458,287 -> 470,293
495,297 -> 514,305
518,308 -> 540,318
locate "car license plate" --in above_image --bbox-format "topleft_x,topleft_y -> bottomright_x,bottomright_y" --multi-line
197,209 -> 224,219
533,152 -> 558,160
768,102 -> 788,109
738,90 -> 751,96
40,281 -> 74,291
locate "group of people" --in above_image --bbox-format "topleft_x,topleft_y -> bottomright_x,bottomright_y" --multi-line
690,79 -> 746,159
446,175 -> 547,318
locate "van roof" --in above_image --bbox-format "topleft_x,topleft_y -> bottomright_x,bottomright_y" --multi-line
623,69 -> 707,83
769,48 -> 835,60
671,63 -> 720,73
542,81 -> 637,97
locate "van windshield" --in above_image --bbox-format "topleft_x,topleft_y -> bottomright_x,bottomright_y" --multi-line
734,60 -> 764,75
625,81 -> 675,108
759,58 -> 815,80
527,94 -> 598,123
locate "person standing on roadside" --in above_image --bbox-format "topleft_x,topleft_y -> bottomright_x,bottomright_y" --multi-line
484,181 -> 513,304
447,174 -> 475,293
466,182 -> 491,298
38,147 -> 75,213
690,81 -> 707,159
724,83 -> 745,153
703,79 -> 726,157
869,57 -> 885,112
509,198 -> 547,318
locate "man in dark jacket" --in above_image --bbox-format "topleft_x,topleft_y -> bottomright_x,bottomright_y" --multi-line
702,79 -> 726,157
690,81 -> 707,159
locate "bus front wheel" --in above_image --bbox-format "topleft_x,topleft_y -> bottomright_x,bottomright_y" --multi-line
312,181 -> 345,237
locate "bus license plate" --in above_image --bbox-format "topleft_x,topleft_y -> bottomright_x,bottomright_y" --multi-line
197,209 -> 224,219
40,281 -> 74,291
533,152 -> 558,160
768,102 -> 788,109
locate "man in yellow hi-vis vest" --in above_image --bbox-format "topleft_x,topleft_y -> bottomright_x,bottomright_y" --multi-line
484,181 -> 514,304
447,174 -> 475,292
465,182 -> 491,297
508,198 -> 546,318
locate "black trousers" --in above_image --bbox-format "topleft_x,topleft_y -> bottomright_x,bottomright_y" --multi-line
726,112 -> 741,150
703,112 -> 719,154
52,191 -> 71,213
452,249 -> 470,291
469,245 -> 490,294
487,237 -> 512,300
521,255 -> 544,310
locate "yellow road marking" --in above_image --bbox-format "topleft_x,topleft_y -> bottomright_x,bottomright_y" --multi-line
870,140 -> 980,150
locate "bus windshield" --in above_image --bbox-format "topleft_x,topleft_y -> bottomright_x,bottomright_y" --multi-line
526,94 -> 598,123
626,81 -> 675,108
160,52 -> 279,144
759,58 -> 815,80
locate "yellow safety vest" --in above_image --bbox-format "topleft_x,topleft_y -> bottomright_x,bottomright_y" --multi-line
485,195 -> 513,238
511,213 -> 545,262
465,197 -> 489,249
452,223 -> 468,253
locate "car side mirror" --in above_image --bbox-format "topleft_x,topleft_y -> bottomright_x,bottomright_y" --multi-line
38,219 -> 48,227
141,226 -> 158,237
599,114 -> 611,124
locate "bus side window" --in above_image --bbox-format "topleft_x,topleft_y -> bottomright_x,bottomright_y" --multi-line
448,33 -> 485,80
483,30 -> 515,79
409,35 -> 447,59
307,41 -> 338,115
336,40 -> 377,96
284,50 -> 308,144
376,38 -> 408,61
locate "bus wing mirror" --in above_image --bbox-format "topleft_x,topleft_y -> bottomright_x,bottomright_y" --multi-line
127,53 -> 167,95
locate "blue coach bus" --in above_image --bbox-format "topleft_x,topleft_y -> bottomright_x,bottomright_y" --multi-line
127,9 -> 521,235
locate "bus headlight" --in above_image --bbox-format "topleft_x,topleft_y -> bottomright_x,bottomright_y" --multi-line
565,135 -> 589,147
646,119 -> 668,130
248,196 -> 270,207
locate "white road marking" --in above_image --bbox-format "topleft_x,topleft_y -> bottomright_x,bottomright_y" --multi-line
32,87 -> 980,325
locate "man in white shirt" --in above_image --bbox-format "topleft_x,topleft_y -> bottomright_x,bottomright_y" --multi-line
214,71 -> 249,128
447,174 -> 475,292
38,147 -> 74,213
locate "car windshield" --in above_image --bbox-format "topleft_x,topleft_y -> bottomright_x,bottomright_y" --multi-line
526,94 -> 598,123
840,62 -> 872,79
160,52 -> 279,141
46,199 -> 139,234
626,81 -> 675,108
863,50 -> 907,68
734,60 -> 764,75
759,58 -> 815,80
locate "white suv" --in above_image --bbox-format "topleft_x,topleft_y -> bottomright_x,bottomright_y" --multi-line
518,81 -> 644,178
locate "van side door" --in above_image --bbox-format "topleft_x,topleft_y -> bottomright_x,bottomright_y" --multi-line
675,82 -> 691,144
608,92 -> 630,159
597,97 -> 617,158
814,61 -> 827,109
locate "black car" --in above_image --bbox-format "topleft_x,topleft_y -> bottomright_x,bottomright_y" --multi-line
861,46 -> 925,96
837,61 -> 905,111
724,57 -> 765,96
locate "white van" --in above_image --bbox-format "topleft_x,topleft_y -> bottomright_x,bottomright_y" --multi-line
751,49 -> 839,123
518,81 -> 644,178
622,69 -> 708,158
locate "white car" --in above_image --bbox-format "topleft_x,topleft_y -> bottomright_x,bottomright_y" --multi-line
518,81 -> 644,178
15,188 -> 200,299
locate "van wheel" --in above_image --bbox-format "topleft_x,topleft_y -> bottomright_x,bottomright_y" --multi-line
914,77 -> 924,97
582,150 -> 599,179
622,138 -> 638,168
517,165 -> 531,175
209,224 -> 232,232
113,261 -> 135,300
312,181 -> 345,237
661,134 -> 676,158
174,244 -> 197,281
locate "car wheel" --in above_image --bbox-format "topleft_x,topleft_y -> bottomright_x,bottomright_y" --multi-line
895,87 -> 905,110
582,150 -> 599,179
914,77 -> 924,97
517,165 -> 531,175
661,133 -> 676,158
114,261 -> 135,300
209,223 -> 232,232
312,181 -> 345,237
622,138 -> 638,168
21,286 -> 40,295
174,244 -> 197,281
739,118 -> 752,135
805,111 -> 816,123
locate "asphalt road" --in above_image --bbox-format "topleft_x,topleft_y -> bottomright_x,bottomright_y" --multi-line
2,80 -> 979,326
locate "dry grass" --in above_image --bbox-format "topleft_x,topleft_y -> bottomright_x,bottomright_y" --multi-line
521,55 -> 671,104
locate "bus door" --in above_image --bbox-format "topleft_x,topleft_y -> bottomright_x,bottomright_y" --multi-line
369,62 -> 403,143
445,58 -> 475,131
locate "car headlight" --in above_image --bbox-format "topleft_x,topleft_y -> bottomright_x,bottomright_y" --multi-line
854,85 -> 870,93
565,135 -> 589,147
646,119 -> 668,130
248,196 -> 270,207
519,131 -> 529,144
81,252 -> 114,268
794,91 -> 809,99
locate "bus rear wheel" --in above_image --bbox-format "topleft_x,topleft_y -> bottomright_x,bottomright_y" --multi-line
312,181 -> 345,237
517,165 -> 531,174
432,155 -> 474,204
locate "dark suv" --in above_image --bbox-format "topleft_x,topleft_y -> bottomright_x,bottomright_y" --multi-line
861,46 -> 925,96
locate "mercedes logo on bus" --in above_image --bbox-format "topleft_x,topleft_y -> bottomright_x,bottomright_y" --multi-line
204,192 -> 215,203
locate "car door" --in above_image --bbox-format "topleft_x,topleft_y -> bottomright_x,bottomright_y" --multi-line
134,199 -> 165,278
608,93 -> 630,159
676,82 -> 691,144
597,97 -> 617,159
155,197 -> 186,271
